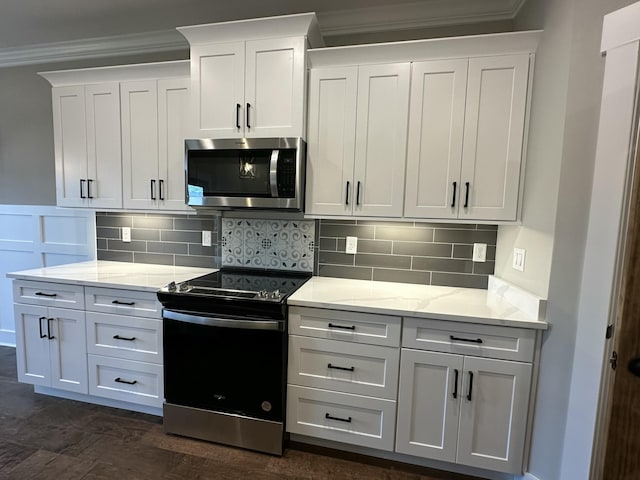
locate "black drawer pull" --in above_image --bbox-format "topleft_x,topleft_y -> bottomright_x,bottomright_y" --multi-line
112,300 -> 135,306
39,316 -> 47,339
325,413 -> 352,423
450,335 -> 483,344
328,323 -> 356,331
328,363 -> 355,372
35,292 -> 57,297
467,371 -> 474,401
451,181 -> 457,207
464,181 -> 470,208
452,368 -> 459,399
115,377 -> 137,385
113,335 -> 136,341
47,318 -> 55,340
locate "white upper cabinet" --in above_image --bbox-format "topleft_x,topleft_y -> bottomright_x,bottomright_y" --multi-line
121,77 -> 190,211
305,63 -> 410,216
459,55 -> 530,221
51,83 -> 122,209
178,13 -> 323,140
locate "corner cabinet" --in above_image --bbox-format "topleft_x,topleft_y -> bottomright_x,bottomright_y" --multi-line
305,64 -> 410,216
177,13 -> 323,139
305,32 -> 538,222
51,83 -> 122,209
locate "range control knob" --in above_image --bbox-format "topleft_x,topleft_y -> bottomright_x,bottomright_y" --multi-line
258,290 -> 269,299
167,281 -> 177,292
178,282 -> 190,292
270,289 -> 281,300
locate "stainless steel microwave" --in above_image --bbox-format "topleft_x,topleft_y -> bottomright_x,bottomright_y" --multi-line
185,137 -> 306,211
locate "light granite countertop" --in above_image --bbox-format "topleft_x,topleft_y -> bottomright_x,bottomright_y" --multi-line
288,276 -> 548,330
6,260 -> 215,293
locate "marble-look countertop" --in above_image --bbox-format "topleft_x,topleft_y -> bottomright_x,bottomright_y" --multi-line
6,260 -> 215,292
288,276 -> 548,330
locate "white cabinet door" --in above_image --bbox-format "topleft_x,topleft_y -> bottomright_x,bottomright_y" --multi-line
52,86 -> 87,207
457,356 -> 532,474
404,60 -> 468,218
85,83 -> 122,209
189,42 -> 245,138
396,349 -> 463,463
14,304 -> 51,387
305,67 -> 358,216
459,54 -> 529,221
48,307 -> 87,394
121,80 -> 159,210
353,63 -> 410,217
158,78 -> 190,211
245,37 -> 305,138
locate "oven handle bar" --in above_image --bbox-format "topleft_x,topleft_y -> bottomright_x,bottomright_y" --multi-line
163,309 -> 284,331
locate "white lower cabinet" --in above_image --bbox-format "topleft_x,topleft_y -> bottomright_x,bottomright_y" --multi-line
14,303 -> 87,394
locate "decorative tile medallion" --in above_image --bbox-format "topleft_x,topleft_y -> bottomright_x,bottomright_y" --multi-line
221,218 -> 315,272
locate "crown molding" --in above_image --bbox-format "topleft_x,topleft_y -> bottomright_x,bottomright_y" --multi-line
0,0 -> 527,68
0,29 -> 187,68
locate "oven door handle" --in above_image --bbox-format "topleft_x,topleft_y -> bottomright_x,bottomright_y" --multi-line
163,309 -> 283,331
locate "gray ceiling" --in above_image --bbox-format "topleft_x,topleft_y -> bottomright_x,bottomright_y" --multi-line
1,0 -> 526,49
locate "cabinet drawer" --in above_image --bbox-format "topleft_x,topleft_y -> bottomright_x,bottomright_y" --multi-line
13,280 -> 85,310
85,287 -> 161,319
403,317 -> 536,362
288,336 -> 399,399
88,354 -> 163,408
287,385 -> 396,451
289,307 -> 401,347
86,312 -> 162,364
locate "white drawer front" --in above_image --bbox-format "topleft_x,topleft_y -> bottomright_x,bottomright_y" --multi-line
88,354 -> 163,408
86,312 -> 162,364
289,306 -> 401,347
85,287 -> 161,318
289,336 -> 399,399
402,317 -> 536,362
287,385 -> 396,451
13,280 -> 85,310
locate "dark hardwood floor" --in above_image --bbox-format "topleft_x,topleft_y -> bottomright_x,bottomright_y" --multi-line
0,346 -> 483,480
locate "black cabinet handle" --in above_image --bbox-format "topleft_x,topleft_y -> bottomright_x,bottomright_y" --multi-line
236,103 -> 241,129
328,323 -> 356,331
345,181 -> 350,206
328,363 -> 355,372
451,181 -> 457,207
112,300 -> 135,306
87,179 -> 94,199
35,292 -> 57,297
325,413 -> 352,423
39,316 -> 47,339
467,371 -> 474,401
150,179 -> 156,200
450,335 -> 483,344
80,179 -> 86,199
115,377 -> 137,385
246,103 -> 251,129
159,179 -> 164,201
47,318 -> 55,340
464,181 -> 470,208
452,368 -> 459,399
356,181 -> 361,206
113,335 -> 136,341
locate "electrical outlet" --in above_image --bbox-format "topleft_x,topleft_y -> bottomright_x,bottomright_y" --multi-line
472,243 -> 487,262
345,236 -> 358,254
513,247 -> 526,272
122,227 -> 131,243
202,230 -> 212,247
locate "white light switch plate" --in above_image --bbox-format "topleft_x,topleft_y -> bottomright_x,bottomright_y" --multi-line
345,236 -> 358,254
472,243 -> 487,262
202,230 -> 212,247
513,247 -> 526,272
122,227 -> 131,243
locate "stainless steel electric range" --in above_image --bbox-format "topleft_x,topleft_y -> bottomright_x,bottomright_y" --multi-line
157,267 -> 311,456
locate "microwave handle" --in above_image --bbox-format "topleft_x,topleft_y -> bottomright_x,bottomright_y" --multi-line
270,149 -> 279,197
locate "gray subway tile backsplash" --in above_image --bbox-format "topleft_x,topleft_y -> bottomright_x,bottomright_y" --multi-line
96,212 -> 496,289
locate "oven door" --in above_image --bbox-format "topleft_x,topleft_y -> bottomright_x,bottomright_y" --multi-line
163,309 -> 286,422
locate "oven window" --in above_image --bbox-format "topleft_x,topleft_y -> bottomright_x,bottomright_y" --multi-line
163,317 -> 285,422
